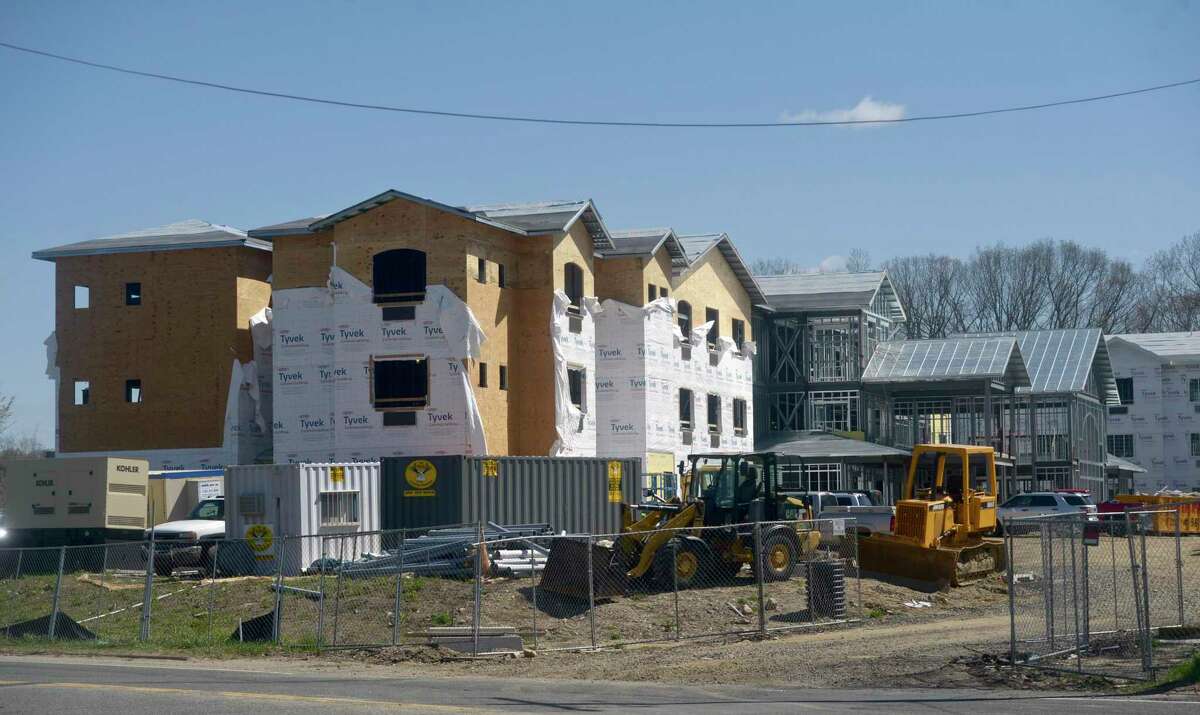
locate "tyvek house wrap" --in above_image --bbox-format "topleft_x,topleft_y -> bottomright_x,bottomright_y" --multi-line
550,291 -> 599,457
46,309 -> 275,470
594,297 -> 755,469
270,266 -> 487,464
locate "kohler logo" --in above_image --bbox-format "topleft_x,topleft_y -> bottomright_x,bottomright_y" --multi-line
339,327 -> 366,340
381,325 -> 408,339
280,333 -> 306,346
115,464 -> 140,473
598,348 -> 623,359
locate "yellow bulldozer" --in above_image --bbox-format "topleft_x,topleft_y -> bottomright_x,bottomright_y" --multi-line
858,444 -> 1006,587
540,452 -> 820,599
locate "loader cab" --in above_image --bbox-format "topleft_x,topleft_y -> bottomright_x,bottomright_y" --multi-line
686,452 -> 779,524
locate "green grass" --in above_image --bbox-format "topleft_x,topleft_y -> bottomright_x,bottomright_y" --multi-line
867,607 -> 886,619
430,611 -> 453,626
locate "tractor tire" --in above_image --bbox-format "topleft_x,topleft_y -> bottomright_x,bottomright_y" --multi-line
759,531 -> 798,582
652,538 -> 705,590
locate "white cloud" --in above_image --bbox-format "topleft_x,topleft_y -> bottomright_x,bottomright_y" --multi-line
818,255 -> 848,272
781,96 -> 906,125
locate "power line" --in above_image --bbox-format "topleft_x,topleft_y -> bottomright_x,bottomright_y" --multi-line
1,39 -> 1197,129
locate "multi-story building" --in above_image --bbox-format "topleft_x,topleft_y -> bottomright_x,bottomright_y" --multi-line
32,220 -> 274,469
1106,332 -> 1200,491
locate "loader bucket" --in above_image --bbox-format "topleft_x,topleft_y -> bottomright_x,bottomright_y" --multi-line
859,534 -> 1005,587
539,538 -> 629,600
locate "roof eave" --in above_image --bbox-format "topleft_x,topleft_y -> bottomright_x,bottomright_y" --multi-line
31,237 -> 272,261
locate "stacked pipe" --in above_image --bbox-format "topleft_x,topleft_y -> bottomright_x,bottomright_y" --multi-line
332,522 -> 551,578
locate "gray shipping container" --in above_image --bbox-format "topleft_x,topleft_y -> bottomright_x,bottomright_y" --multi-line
380,456 -> 642,535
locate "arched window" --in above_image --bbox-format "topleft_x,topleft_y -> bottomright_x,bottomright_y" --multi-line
677,301 -> 692,335
563,262 -> 583,313
373,249 -> 426,304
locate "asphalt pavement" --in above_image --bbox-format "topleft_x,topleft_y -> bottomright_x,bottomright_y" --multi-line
0,655 -> 1195,714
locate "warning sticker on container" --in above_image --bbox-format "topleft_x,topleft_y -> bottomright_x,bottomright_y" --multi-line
607,461 -> 623,503
330,466 -> 345,484
481,459 -> 498,477
245,523 -> 274,560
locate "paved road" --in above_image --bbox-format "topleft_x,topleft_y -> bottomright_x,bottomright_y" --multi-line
0,655 -> 1194,714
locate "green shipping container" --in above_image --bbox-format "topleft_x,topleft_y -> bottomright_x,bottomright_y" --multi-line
380,456 -> 642,535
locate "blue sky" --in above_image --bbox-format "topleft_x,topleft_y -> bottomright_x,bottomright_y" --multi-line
1,1 -> 1198,441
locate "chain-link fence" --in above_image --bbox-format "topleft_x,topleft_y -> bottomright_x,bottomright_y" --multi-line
1006,509 -> 1196,680
0,518 -> 861,654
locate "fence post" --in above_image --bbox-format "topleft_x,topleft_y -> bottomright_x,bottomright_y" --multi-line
14,549 -> 22,580
1005,519 -> 1017,664
1175,508 -> 1185,628
1139,517 -> 1154,672
1069,520 -> 1082,672
530,537 -> 539,650
1080,520 -> 1090,648
1110,518 -> 1119,630
393,530 -> 405,647
140,528 -> 156,642
1043,521 -> 1055,650
272,535 -> 285,645
473,522 -> 483,657
853,522 -> 862,621
754,521 -> 766,636
1125,511 -> 1147,670
586,533 -> 597,649
331,534 -> 346,647
316,536 -> 327,652
671,537 -> 680,641
207,542 -> 219,640
48,546 -> 66,640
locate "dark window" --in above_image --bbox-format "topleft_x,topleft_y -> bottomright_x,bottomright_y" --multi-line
125,379 -> 142,403
381,305 -> 416,321
567,367 -> 586,412
705,308 -> 720,348
1107,434 -> 1134,458
371,357 -> 429,409
707,394 -> 721,432
476,257 -> 487,283
677,301 -> 693,336
73,380 -> 89,406
478,362 -> 488,388
1190,378 -> 1200,402
1116,377 -> 1134,405
498,264 -> 507,288
383,411 -> 416,427
732,319 -> 746,349
372,249 -> 426,305
679,388 -> 694,429
660,286 -> 669,299
1030,495 -> 1058,507
125,282 -> 141,306
733,398 -> 747,435
647,284 -> 657,303
499,365 -> 508,391
564,263 -> 584,313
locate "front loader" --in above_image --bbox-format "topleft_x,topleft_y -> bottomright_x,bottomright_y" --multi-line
858,444 -> 1006,587
539,452 -> 820,599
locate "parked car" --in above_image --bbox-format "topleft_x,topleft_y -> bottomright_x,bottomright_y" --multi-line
786,491 -> 895,537
997,491 -> 1098,532
145,497 -> 225,576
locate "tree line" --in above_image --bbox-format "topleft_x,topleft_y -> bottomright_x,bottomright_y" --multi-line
750,230 -> 1200,339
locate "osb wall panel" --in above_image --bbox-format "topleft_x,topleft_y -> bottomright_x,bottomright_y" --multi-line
673,247 -> 754,342
54,246 -> 270,452
465,239 -> 523,456
594,256 -> 645,306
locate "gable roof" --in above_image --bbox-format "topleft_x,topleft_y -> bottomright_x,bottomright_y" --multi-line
1107,332 -> 1200,363
675,233 -> 767,306
862,336 -> 1031,387
33,219 -> 270,261
248,190 -> 615,251
599,228 -> 690,271
756,271 -> 906,321
959,329 -> 1118,403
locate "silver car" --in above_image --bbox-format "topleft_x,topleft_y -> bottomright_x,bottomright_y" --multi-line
998,491 -> 1098,530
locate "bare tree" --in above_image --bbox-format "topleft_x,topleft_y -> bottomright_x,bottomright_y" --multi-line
846,248 -> 873,273
884,254 -> 971,338
1143,231 -> 1200,331
0,391 -> 13,437
750,256 -> 809,276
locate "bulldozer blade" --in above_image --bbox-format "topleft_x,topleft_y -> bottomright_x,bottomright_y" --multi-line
539,538 -> 628,600
859,535 -> 1005,588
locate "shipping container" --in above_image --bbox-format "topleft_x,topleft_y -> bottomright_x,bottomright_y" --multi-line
0,457 -> 149,546
380,456 -> 642,535
148,469 -> 224,526
223,462 -> 380,574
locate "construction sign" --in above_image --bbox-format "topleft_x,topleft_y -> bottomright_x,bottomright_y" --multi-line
245,523 -> 274,560
404,459 -> 438,497
607,461 -> 623,503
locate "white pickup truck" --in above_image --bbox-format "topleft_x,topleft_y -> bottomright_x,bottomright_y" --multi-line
789,491 -> 894,537
146,498 -> 225,576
